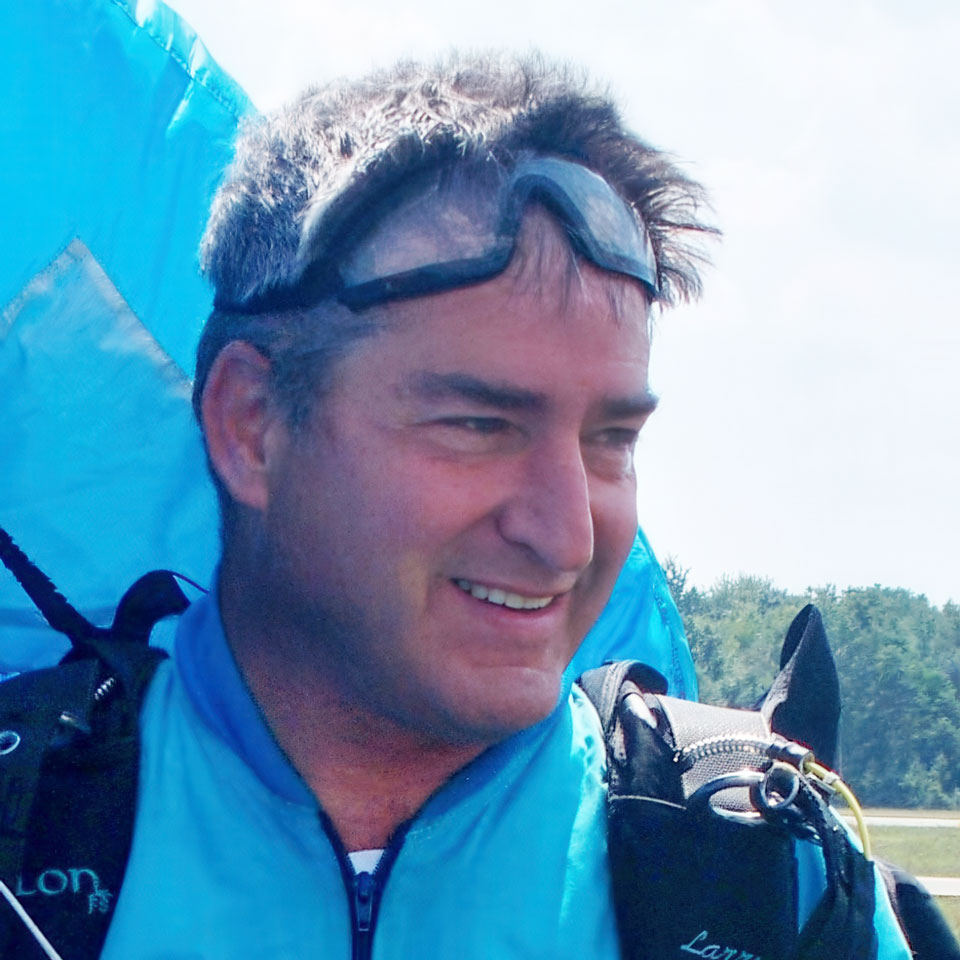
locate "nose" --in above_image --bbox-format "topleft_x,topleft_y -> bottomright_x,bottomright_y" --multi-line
496,439 -> 595,576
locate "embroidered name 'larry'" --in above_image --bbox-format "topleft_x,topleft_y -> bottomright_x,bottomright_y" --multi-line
680,930 -> 762,960
16,867 -> 113,915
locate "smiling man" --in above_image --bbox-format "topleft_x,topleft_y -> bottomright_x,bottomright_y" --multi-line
200,206 -> 658,854
82,54 -> 913,960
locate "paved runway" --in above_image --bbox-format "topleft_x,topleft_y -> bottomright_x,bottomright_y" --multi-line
861,815 -> 960,828
919,876 -> 960,897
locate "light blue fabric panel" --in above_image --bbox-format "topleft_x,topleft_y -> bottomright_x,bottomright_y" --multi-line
572,527 -> 698,699
0,241 -> 216,670
0,0 -> 250,371
0,0 -> 250,671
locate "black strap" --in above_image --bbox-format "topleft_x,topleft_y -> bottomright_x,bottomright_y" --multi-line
0,547 -> 189,960
876,859 -> 960,960
0,527 -> 97,648
0,647 -> 165,960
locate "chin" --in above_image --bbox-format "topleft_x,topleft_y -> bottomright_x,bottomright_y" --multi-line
441,670 -> 566,745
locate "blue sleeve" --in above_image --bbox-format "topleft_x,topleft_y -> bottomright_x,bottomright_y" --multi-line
870,867 -> 914,960
568,526 -> 698,699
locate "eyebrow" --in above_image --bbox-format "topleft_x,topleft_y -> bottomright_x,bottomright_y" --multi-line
406,371 -> 659,418
407,372 -> 547,411
600,392 -> 660,419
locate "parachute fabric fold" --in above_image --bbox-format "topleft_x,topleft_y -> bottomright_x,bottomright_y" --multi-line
0,0 -> 251,671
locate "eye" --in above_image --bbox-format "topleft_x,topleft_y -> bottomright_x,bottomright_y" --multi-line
438,416 -> 510,434
422,415 -> 523,455
584,427 -> 642,477
592,427 -> 641,450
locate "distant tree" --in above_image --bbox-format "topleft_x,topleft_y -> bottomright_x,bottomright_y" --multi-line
679,574 -> 799,704
662,555 -> 689,602
820,586 -> 960,807
674,573 -> 960,808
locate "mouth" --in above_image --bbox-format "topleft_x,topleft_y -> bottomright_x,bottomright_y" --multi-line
453,578 -> 556,611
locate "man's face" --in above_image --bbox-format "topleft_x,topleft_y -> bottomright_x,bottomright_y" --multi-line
260,216 -> 655,746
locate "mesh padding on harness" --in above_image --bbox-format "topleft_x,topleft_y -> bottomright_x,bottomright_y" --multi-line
580,651 -> 879,960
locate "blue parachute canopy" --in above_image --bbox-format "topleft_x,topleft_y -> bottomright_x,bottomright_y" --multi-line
0,0 -> 696,699
0,0 -> 249,669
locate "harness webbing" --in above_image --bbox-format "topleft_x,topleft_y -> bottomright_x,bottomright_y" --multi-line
0,525 -> 186,958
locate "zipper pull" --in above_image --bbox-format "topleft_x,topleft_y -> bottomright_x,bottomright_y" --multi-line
354,871 -> 375,934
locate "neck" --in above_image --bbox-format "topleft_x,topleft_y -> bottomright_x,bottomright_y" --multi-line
217,561 -> 486,851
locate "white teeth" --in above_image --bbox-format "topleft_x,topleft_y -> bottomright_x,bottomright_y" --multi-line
454,579 -> 554,610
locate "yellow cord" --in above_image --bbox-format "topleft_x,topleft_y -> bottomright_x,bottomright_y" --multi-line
802,758 -> 872,860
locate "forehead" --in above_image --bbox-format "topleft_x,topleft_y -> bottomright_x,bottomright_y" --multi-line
333,210 -> 652,406
499,207 -> 651,319
380,205 -> 651,328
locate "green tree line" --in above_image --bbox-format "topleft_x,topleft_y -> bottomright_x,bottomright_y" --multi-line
663,561 -> 960,809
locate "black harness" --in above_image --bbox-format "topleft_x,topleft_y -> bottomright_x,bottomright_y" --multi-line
0,526 -> 183,959
580,649 -> 877,959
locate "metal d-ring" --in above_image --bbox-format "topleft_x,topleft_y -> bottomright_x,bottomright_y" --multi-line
755,762 -> 801,812
0,730 -> 21,755
687,770 -> 766,824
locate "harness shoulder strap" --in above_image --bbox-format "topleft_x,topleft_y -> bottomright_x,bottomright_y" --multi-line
579,604 -> 880,960
875,859 -> 960,960
0,565 -> 187,960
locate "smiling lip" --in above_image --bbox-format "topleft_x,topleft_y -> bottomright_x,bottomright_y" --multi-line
453,578 -> 557,611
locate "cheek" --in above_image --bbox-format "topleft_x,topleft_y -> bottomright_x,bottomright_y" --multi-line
324,457 -> 475,596
380,449 -> 495,529
594,473 -> 639,553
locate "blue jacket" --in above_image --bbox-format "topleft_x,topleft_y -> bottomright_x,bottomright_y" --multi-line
99,591 -> 911,959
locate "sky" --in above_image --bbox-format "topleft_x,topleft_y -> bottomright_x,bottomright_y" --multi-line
170,0 -> 959,606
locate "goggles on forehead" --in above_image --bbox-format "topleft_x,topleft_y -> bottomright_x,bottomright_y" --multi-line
219,155 -> 659,315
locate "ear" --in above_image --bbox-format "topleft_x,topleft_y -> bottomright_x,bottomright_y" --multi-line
200,341 -> 285,512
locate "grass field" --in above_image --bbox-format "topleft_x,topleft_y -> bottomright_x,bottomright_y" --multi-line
863,809 -> 960,939
937,901 -> 960,943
